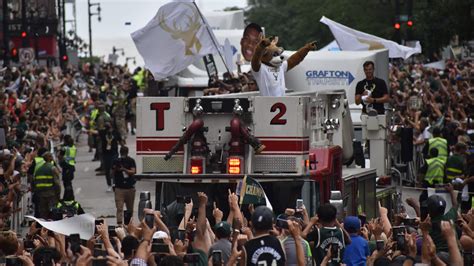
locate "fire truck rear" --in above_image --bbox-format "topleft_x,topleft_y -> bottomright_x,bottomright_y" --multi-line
136,96 -> 313,213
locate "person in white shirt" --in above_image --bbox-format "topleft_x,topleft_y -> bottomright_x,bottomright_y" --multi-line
251,36 -> 316,96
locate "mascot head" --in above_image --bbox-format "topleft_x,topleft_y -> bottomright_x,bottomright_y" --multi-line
261,37 -> 285,68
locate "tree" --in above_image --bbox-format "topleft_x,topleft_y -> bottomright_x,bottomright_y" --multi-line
245,0 -> 473,57
245,0 -> 395,50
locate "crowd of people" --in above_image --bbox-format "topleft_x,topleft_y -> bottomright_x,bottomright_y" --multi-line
387,59 -> 474,210
0,47 -> 472,265
0,62 -> 143,231
0,188 -> 473,265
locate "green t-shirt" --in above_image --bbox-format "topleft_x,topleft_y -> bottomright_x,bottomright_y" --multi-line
429,207 -> 457,252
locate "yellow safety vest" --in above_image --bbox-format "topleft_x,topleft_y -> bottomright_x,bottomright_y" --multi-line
65,145 -> 77,166
33,157 -> 45,176
425,157 -> 445,185
33,162 -> 54,190
428,137 -> 448,162
90,109 -> 99,129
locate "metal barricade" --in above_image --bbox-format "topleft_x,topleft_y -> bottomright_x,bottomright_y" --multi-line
9,175 -> 30,233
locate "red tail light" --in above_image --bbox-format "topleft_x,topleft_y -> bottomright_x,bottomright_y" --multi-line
190,158 -> 203,174
227,157 -> 241,174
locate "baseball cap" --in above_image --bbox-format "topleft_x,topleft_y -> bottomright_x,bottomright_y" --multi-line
152,230 -> 169,239
251,206 -> 274,231
214,221 -> 231,237
343,216 -> 361,232
426,194 -> 446,217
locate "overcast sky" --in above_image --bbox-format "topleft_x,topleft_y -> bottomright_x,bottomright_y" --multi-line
70,0 -> 247,66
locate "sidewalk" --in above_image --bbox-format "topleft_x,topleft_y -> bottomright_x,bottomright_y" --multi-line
73,132 -> 156,225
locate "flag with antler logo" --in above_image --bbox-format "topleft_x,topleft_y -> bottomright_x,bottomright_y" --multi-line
131,0 -> 219,80
320,16 -> 421,59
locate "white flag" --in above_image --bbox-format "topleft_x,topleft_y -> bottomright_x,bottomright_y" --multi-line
131,0 -> 219,80
320,16 -> 422,59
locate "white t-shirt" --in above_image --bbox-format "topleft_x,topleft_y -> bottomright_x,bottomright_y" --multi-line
252,61 -> 288,96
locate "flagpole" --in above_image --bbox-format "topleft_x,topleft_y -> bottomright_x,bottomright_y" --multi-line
192,1 -> 232,74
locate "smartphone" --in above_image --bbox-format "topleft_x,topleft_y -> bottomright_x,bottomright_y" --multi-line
178,229 -> 186,241
95,219 -> 104,235
358,214 -> 367,226
376,240 -> 384,251
330,243 -> 339,258
403,218 -> 416,227
276,218 -> 288,229
91,258 -> 107,266
145,213 -> 154,228
212,250 -> 223,266
183,253 -> 200,263
184,196 -> 192,204
108,226 -> 117,238
123,210 -> 132,225
392,226 -> 406,240
24,239 -> 34,250
296,199 -> 303,211
151,243 -> 170,254
69,234 -> 81,254
93,249 -> 107,258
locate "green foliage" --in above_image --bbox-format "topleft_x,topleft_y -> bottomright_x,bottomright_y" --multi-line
245,0 -> 473,56
245,0 -> 395,50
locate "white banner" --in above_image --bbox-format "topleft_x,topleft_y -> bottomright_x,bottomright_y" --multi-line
131,0 -> 219,80
26,214 -> 95,240
320,16 -> 422,59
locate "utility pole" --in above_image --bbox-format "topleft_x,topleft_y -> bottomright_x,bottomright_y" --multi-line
88,0 -> 101,58
3,0 -> 9,66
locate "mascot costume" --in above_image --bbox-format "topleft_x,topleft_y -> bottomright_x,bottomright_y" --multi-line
251,36 -> 316,96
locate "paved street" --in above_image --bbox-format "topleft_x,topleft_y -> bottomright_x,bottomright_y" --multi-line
72,132 -> 156,225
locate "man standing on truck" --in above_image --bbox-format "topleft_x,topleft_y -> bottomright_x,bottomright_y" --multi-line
355,61 -> 389,114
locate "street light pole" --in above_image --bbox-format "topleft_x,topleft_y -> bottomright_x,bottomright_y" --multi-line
88,0 -> 101,58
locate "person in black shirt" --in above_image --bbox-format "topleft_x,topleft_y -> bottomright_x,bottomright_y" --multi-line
243,206 -> 286,266
112,146 -> 136,225
355,61 -> 389,114
102,122 -> 121,192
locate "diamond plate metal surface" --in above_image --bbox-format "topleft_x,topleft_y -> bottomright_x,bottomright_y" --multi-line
142,157 -> 184,173
253,157 -> 297,173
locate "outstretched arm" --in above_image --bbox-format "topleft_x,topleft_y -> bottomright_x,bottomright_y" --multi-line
287,41 -> 317,71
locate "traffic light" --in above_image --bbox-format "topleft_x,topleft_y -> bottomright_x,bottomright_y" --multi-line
21,31 -> 27,38
11,48 -> 18,62
407,20 -> 413,27
62,55 -> 68,62
394,22 -> 401,30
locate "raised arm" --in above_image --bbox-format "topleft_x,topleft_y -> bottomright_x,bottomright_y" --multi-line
251,35 -> 269,72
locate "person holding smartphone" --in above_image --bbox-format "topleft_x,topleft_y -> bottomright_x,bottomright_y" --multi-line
112,146 -> 136,225
342,216 -> 370,266
208,222 -> 232,265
